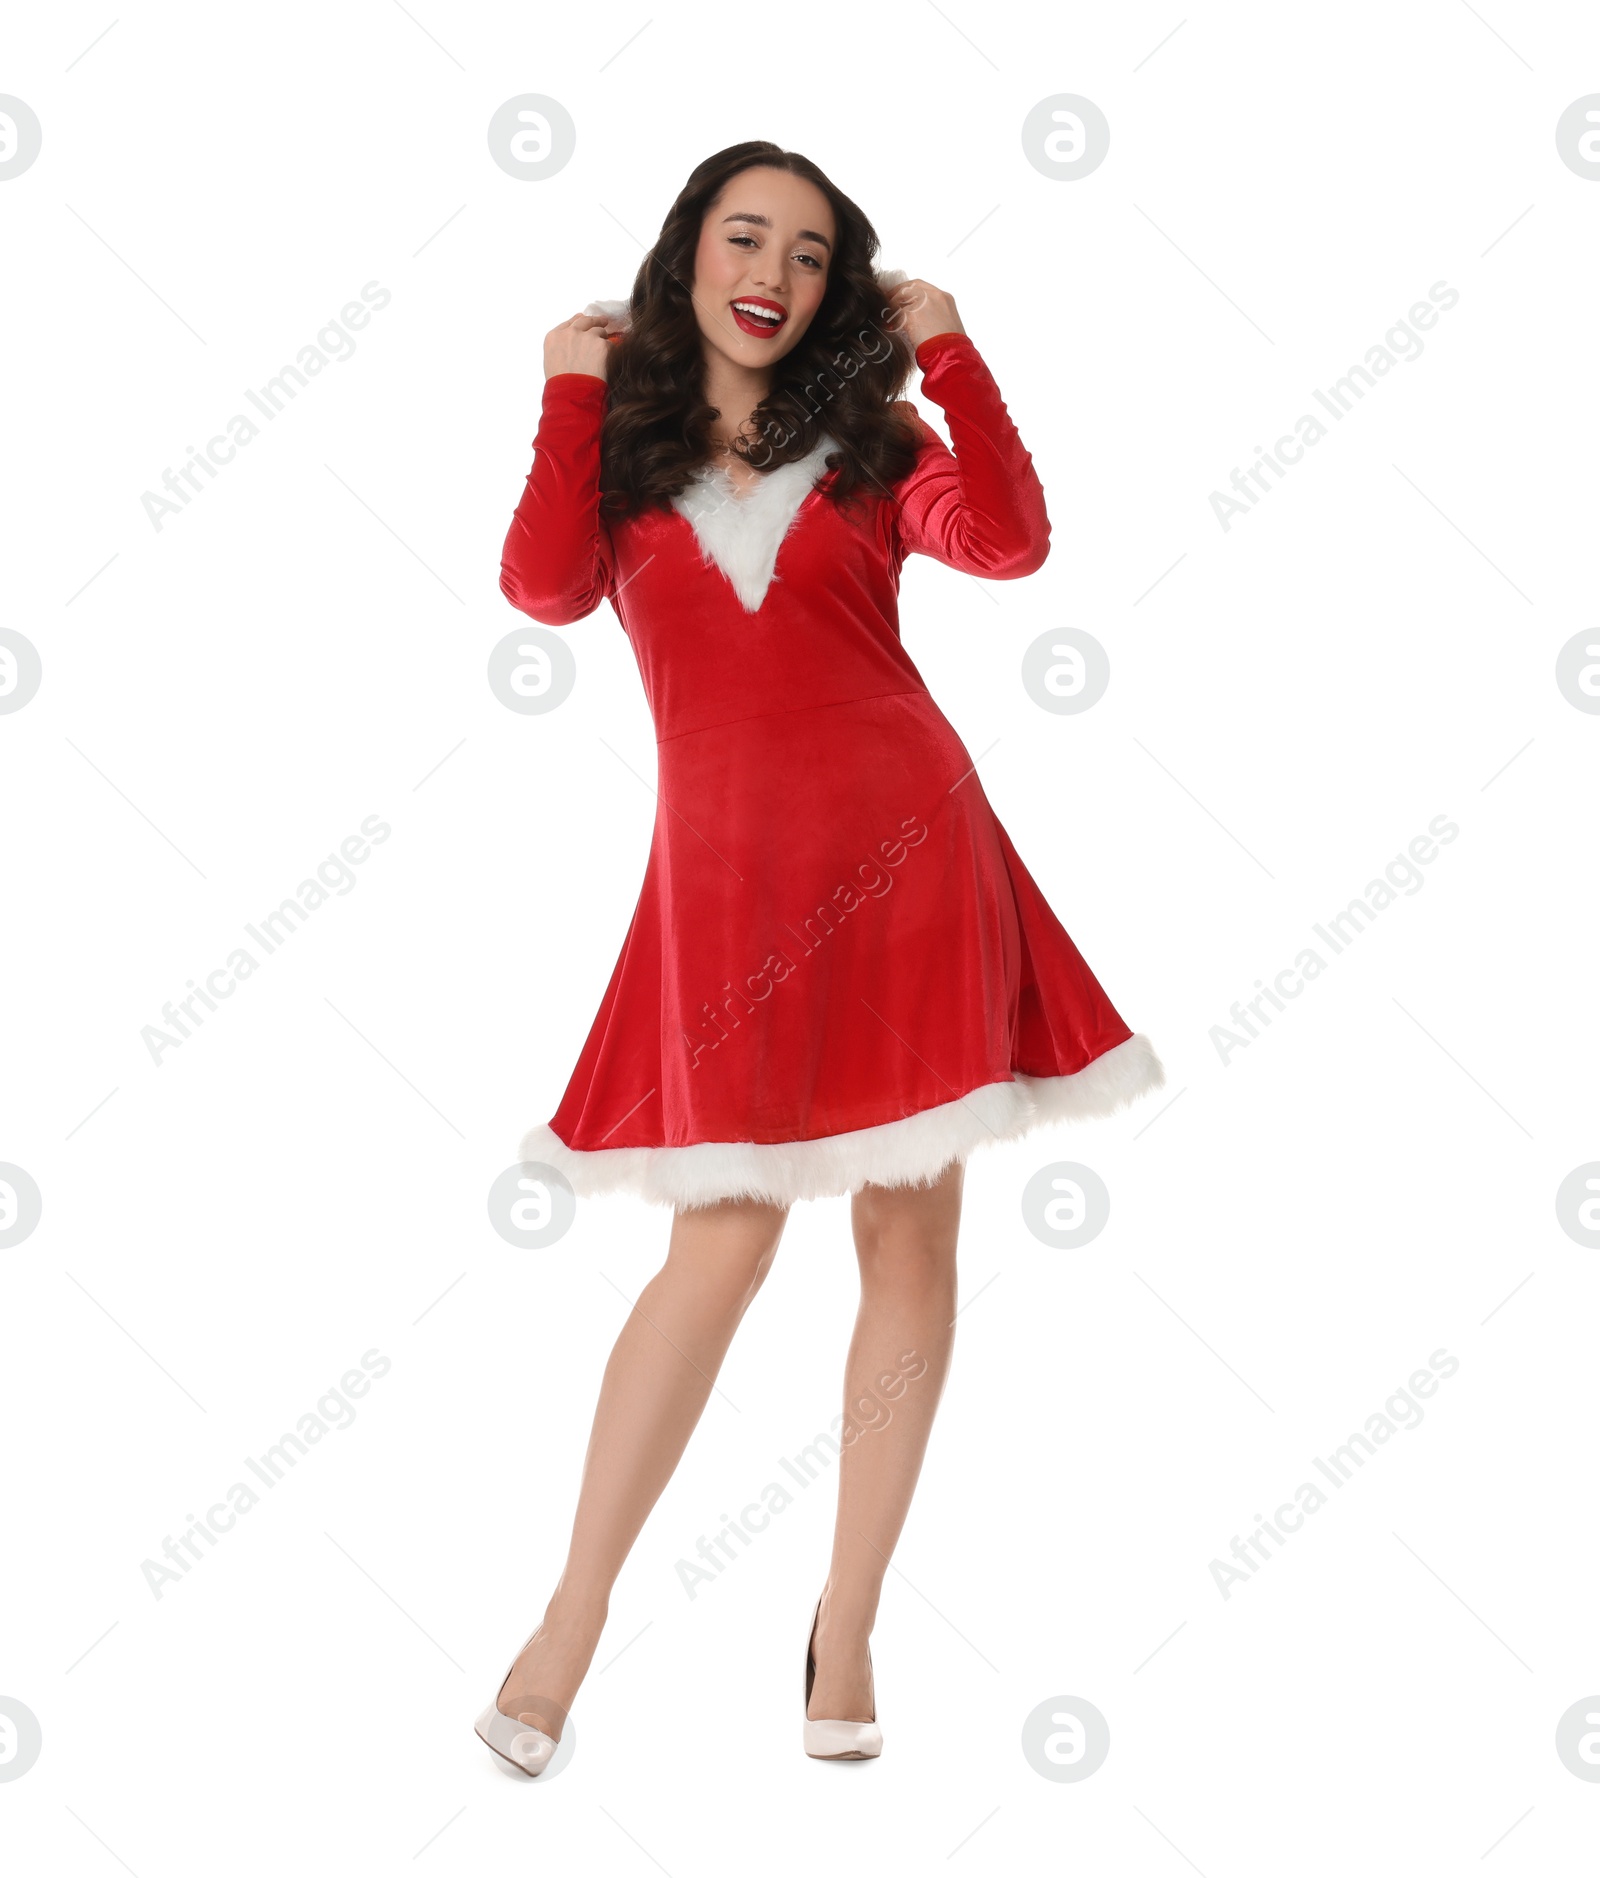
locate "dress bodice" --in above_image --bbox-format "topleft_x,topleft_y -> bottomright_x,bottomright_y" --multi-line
499,331 -> 1050,746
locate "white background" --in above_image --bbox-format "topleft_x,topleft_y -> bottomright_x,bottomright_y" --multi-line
3,1 -> 1598,1869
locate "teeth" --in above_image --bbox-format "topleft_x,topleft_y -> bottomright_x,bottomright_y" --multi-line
733,301 -> 783,324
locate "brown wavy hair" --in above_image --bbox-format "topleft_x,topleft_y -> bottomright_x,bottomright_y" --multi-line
596,142 -> 924,526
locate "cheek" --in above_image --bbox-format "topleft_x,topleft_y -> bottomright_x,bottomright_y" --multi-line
696,233 -> 733,286
791,275 -> 828,328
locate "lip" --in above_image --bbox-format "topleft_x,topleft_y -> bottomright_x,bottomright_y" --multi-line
729,297 -> 788,338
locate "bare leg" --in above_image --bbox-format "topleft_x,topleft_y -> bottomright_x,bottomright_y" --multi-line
498,1192 -> 789,1738
807,1156 -> 964,1722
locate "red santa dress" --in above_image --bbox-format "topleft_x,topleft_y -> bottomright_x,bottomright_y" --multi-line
501,327 -> 1164,1208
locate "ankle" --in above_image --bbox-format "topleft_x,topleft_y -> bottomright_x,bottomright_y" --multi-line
816,1584 -> 877,1639
542,1587 -> 609,1638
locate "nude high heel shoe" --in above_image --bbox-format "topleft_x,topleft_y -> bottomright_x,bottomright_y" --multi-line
803,1593 -> 883,1760
474,1634 -> 562,1777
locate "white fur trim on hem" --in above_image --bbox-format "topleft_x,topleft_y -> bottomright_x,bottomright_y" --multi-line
517,1032 -> 1165,1211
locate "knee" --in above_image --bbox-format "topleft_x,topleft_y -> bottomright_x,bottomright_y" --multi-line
667,1199 -> 786,1307
734,1234 -> 780,1293
745,1241 -> 780,1298
855,1234 -> 957,1292
714,1239 -> 782,1319
852,1193 -> 959,1289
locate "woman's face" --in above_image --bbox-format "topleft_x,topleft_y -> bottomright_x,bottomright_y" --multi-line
690,166 -> 836,371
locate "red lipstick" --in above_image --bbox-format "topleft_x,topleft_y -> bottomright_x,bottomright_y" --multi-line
729,297 -> 788,338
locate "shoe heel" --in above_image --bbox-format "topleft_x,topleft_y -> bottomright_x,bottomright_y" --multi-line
803,1593 -> 883,1760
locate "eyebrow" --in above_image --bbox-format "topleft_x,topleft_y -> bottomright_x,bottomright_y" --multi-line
721,211 -> 833,255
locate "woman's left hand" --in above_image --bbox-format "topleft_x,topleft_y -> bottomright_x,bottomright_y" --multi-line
887,279 -> 967,350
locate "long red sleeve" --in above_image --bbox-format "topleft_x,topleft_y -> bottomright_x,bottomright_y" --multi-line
500,372 -> 616,625
892,331 -> 1051,578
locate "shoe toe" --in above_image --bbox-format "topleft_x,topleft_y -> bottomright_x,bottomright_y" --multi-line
804,1717 -> 883,1759
475,1700 -> 560,1777
508,1727 -> 556,1772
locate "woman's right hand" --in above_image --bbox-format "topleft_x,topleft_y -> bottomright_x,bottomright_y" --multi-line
543,314 -> 614,384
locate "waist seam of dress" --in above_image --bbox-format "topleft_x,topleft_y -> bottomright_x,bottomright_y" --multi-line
654,685 -> 933,747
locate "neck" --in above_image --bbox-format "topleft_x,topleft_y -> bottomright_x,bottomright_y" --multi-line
701,346 -> 772,451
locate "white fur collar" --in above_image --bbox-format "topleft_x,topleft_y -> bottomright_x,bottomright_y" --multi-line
669,434 -> 837,612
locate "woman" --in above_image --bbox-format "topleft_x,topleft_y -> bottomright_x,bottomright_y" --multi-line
477,141 -> 1164,1774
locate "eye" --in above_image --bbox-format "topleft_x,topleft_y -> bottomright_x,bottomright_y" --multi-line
728,234 -> 824,269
